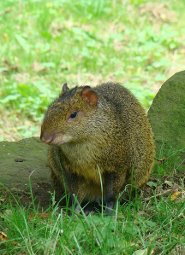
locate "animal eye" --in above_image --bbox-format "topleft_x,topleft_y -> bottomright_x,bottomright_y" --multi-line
69,111 -> 78,119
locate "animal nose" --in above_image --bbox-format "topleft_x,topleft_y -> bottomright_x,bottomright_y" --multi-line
40,132 -> 54,144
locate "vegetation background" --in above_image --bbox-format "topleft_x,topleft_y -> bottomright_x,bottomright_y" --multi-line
0,0 -> 185,141
0,0 -> 184,255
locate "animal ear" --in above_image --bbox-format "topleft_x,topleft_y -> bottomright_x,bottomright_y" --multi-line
61,83 -> 69,94
81,86 -> 98,106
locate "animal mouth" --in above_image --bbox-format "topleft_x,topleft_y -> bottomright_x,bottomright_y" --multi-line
40,132 -> 72,145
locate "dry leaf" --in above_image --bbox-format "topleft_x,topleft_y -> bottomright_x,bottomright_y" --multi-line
164,180 -> 173,187
170,191 -> 181,201
32,62 -> 46,73
139,3 -> 176,23
29,212 -> 50,220
14,72 -> 30,83
0,231 -> 8,241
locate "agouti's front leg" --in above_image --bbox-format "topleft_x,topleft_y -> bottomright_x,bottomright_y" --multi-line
103,171 -> 127,214
68,173 -> 86,213
103,172 -> 115,214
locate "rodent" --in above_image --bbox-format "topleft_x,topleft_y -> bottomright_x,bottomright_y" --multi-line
40,82 -> 155,213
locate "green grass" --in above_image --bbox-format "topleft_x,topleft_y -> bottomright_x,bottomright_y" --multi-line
1,189 -> 184,255
0,1 -> 185,254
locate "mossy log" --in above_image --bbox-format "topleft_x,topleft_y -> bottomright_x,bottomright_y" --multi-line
148,70 -> 185,170
0,138 -> 53,208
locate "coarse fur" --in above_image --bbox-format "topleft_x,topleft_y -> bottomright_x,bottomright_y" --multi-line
40,82 -> 155,208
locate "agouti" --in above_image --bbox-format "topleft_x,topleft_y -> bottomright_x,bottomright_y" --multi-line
40,82 -> 155,213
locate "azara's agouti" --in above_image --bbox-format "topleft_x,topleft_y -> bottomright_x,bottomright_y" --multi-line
40,83 -> 155,213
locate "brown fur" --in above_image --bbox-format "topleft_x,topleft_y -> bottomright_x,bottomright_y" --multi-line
41,82 -> 155,204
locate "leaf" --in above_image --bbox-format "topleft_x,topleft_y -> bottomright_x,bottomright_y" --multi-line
0,231 -> 8,241
1,94 -> 20,103
32,62 -> 46,73
132,249 -> 148,255
0,67 -> 8,73
170,191 -> 181,201
164,180 -> 173,187
157,158 -> 166,164
0,197 -> 5,204
29,212 -> 50,220
147,181 -> 157,188
15,34 -> 30,53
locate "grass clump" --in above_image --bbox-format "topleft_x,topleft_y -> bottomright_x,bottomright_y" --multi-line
1,189 -> 184,255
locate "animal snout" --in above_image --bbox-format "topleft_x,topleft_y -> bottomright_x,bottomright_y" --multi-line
40,131 -> 54,144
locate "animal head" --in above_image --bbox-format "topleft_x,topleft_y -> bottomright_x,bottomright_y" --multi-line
40,83 -> 98,145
